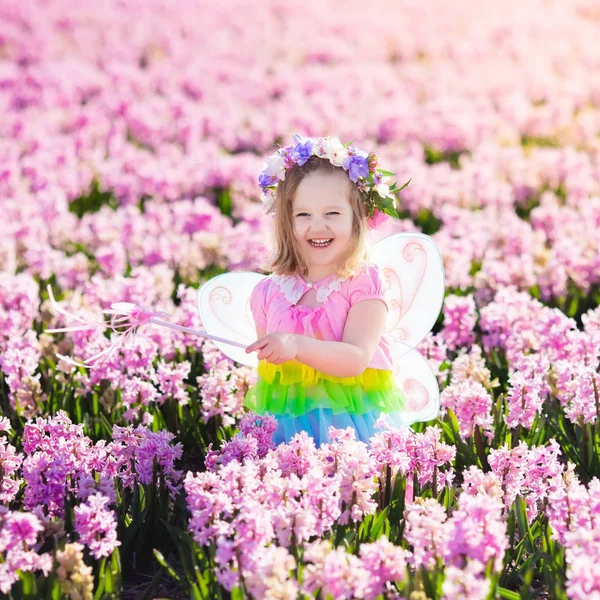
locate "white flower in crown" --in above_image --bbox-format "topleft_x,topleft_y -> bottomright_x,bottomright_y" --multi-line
263,153 -> 286,181
373,171 -> 395,200
316,136 -> 347,167
375,181 -> 391,199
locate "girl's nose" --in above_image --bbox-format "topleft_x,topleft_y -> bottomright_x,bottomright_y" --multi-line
308,224 -> 332,236
308,215 -> 330,229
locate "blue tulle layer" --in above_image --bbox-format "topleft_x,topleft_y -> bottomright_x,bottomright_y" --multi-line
272,407 -> 412,448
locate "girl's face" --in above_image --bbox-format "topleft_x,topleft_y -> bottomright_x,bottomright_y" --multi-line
292,170 -> 354,274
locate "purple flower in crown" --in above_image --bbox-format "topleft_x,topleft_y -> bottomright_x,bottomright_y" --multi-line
291,133 -> 317,166
343,146 -> 370,182
258,172 -> 278,190
281,146 -> 298,169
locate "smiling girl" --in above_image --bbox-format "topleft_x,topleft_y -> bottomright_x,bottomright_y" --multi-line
244,135 -> 409,447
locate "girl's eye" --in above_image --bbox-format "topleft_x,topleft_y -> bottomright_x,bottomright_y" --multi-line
295,212 -> 339,217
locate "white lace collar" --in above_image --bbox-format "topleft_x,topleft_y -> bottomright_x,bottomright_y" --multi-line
271,272 -> 347,304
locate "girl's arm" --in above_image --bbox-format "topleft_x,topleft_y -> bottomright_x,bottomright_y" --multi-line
295,299 -> 387,377
246,299 -> 388,378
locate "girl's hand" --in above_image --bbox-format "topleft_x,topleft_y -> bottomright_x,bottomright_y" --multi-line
245,332 -> 299,364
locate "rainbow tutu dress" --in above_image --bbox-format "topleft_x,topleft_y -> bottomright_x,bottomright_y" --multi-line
244,359 -> 407,446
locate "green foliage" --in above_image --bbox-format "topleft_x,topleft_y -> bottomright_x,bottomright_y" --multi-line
216,187 -> 233,217
423,144 -> 466,169
69,179 -> 119,218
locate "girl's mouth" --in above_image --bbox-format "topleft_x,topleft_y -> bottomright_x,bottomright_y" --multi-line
309,238 -> 333,248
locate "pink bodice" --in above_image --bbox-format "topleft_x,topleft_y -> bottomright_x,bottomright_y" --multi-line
249,263 -> 394,371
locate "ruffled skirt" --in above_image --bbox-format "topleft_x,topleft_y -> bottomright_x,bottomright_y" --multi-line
243,360 -> 409,447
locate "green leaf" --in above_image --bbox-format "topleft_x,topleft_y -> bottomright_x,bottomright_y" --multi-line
567,295 -> 579,317
369,506 -> 390,540
154,549 -> 182,583
497,587 -> 520,600
393,177 -> 411,192
120,506 -> 150,555
217,189 -> 232,217
190,585 -> 206,600
438,418 -> 457,445
51,580 -> 62,600
94,559 -> 106,599
388,475 -> 406,536
374,194 -> 400,218
231,587 -> 245,600
19,571 -> 37,596
162,522 -> 202,588
514,496 -> 536,552
441,485 -> 455,511
108,548 -> 121,594
378,169 -> 396,177
357,514 -> 371,542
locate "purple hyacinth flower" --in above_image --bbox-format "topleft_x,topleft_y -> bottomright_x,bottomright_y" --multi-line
343,147 -> 370,182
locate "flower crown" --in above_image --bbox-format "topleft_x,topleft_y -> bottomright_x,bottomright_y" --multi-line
258,134 -> 411,224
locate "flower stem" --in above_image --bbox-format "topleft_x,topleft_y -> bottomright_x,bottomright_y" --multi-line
385,463 -> 392,507
474,426 -> 490,472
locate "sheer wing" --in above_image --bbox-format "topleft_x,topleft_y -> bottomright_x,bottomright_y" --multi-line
372,232 -> 445,359
197,271 -> 266,367
387,342 -> 441,426
371,232 -> 445,424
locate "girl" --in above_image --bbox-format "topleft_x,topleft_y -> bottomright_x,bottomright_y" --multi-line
243,135 -> 409,447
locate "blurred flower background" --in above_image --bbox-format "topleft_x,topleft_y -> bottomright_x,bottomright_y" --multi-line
1,0 -> 600,598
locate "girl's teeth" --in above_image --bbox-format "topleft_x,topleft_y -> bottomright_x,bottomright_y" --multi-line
310,239 -> 332,247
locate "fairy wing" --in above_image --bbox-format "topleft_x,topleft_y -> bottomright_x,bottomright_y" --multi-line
197,271 -> 266,367
372,232 -> 445,358
372,232 -> 445,424
385,342 -> 441,426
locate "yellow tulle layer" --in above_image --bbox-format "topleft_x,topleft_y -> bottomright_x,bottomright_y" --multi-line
257,359 -> 396,391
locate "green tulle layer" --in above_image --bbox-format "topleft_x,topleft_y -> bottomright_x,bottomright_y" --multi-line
244,371 -> 407,418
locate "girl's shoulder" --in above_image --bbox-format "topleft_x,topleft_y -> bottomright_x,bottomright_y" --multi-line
344,262 -> 383,288
343,262 -> 387,305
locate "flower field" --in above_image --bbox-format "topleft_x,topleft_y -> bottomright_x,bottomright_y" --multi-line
2,0 -> 600,598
